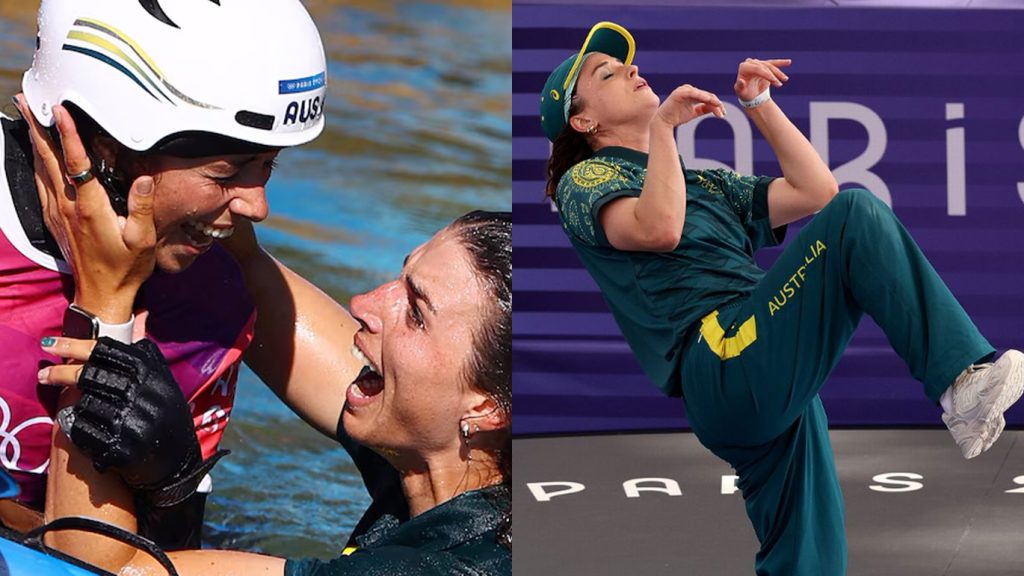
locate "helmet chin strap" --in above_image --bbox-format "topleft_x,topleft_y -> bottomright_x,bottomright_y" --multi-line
92,157 -> 129,217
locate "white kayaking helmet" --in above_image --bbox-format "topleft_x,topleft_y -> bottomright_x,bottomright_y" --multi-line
22,0 -> 327,154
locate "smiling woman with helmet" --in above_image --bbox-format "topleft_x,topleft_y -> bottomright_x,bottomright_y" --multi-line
17,88 -> 512,574
0,0 -> 326,557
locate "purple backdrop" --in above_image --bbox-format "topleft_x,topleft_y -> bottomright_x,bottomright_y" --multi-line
513,4 -> 1024,435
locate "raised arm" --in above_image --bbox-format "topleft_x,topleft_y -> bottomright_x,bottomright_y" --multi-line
15,94 -> 155,569
221,226 -> 362,439
734,58 -> 839,227
600,85 -> 725,252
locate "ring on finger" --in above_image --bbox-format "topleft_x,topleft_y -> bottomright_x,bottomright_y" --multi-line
56,405 -> 76,438
66,167 -> 95,187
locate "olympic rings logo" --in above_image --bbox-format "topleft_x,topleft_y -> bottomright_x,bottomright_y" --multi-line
200,405 -> 228,434
0,396 -> 53,474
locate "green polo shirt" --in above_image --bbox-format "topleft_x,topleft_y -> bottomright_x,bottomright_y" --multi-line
556,146 -> 783,397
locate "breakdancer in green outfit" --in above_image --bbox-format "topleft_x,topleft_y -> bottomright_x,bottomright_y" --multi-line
539,21 -> 1024,576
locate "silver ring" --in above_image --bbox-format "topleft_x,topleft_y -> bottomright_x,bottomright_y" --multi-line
66,167 -> 95,187
56,405 -> 76,439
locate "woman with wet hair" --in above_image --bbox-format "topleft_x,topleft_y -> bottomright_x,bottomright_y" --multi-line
21,74 -> 511,575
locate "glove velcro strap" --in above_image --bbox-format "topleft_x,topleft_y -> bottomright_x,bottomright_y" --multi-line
79,338 -> 148,398
65,409 -> 118,471
88,336 -> 146,369
138,449 -> 230,508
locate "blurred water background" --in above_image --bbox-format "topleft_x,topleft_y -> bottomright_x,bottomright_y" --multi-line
0,0 -> 511,560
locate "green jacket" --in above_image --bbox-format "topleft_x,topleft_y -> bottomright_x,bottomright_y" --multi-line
285,486 -> 510,576
284,415 -> 510,575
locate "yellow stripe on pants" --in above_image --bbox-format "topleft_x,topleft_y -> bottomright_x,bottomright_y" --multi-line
699,310 -> 757,360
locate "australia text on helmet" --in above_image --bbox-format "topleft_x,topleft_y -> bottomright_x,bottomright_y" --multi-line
23,0 -> 327,150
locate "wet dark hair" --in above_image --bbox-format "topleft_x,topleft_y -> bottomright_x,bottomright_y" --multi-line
451,210 -> 512,550
544,96 -> 593,200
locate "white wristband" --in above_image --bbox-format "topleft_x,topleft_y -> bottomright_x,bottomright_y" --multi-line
98,315 -> 135,343
738,87 -> 771,109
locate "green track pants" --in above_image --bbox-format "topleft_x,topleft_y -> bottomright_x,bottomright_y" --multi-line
681,189 -> 995,575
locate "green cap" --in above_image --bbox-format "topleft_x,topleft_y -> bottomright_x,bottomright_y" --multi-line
539,21 -> 636,142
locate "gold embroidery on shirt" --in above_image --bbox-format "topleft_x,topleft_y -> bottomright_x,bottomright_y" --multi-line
694,172 -> 723,196
570,161 -> 624,189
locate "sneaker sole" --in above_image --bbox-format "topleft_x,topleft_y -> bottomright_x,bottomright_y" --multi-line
970,350 -> 1024,458
964,415 -> 1005,460
981,350 -> 1024,423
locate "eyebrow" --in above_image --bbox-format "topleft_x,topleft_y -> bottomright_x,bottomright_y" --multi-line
590,60 -> 612,77
405,274 -> 436,315
590,57 -> 624,78
225,155 -> 259,168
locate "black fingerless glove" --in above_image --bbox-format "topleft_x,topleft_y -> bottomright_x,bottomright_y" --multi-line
56,337 -> 228,508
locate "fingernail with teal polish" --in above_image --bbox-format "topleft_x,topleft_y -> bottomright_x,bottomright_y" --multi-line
40,336 -> 56,347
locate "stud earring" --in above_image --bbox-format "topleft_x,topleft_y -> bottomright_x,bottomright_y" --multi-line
461,421 -> 474,461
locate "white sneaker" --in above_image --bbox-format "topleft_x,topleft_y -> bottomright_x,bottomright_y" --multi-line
942,349 -> 1024,459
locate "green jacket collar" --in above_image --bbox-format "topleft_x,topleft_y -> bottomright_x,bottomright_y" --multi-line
356,485 -> 507,552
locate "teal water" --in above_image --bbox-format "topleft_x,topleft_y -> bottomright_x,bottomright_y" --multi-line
0,0 -> 511,560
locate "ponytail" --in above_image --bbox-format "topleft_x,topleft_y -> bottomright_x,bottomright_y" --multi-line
544,98 -> 594,200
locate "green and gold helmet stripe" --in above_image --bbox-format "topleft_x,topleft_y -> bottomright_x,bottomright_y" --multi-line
65,18 -> 220,110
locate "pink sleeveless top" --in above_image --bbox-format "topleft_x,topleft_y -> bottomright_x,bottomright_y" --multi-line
0,122 -> 255,505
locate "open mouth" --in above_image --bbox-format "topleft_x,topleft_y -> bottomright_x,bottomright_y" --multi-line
183,221 -> 234,249
348,344 -> 384,407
